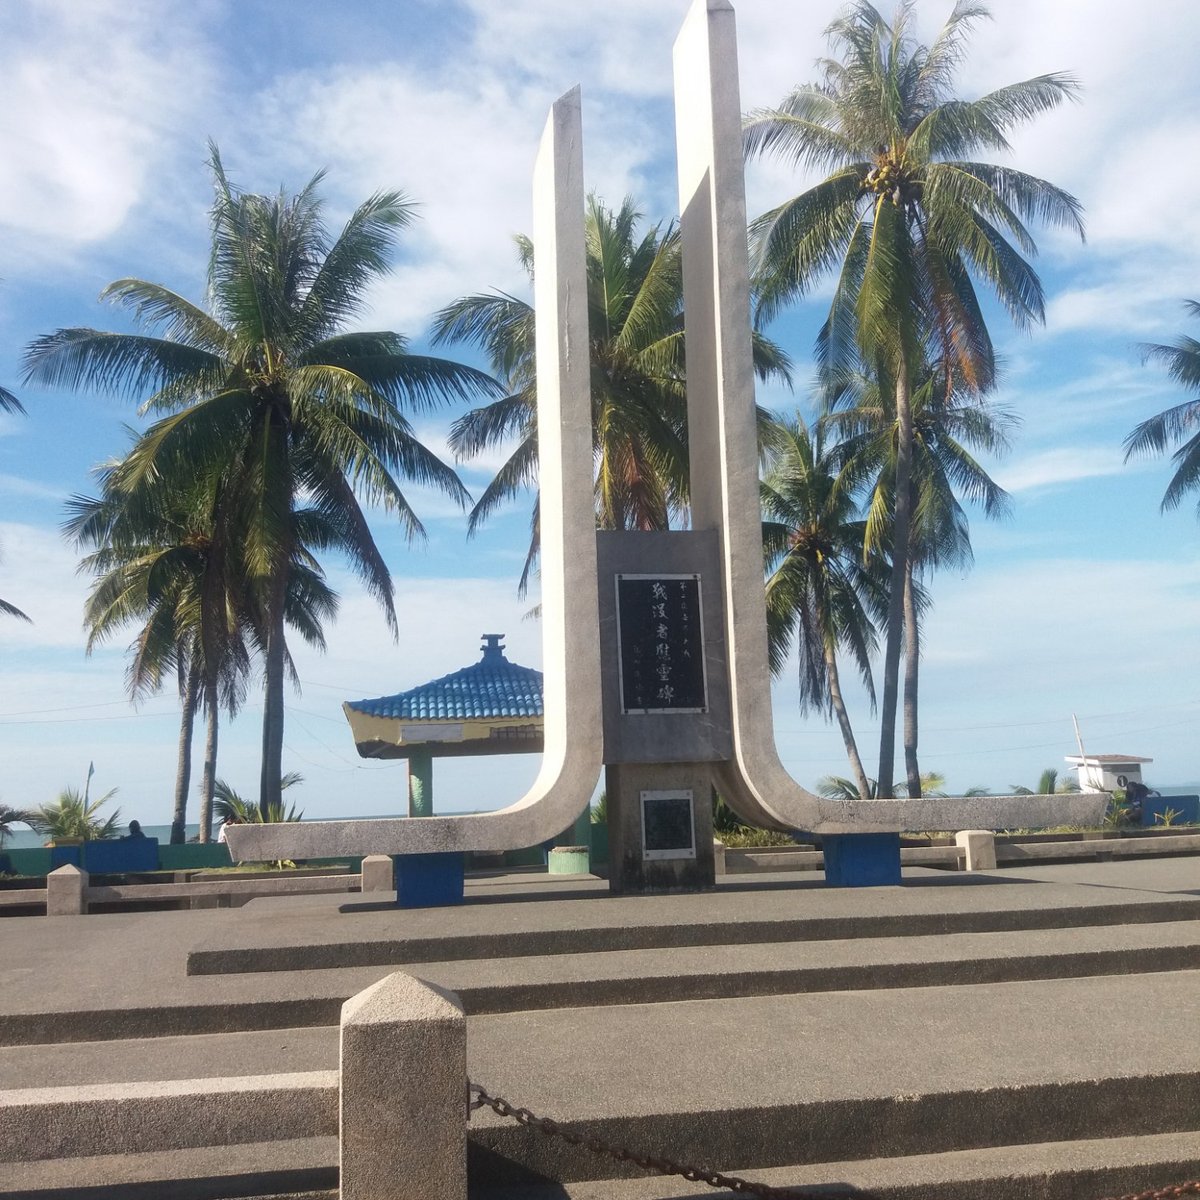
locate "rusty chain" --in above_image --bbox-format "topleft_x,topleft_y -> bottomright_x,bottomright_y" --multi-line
470,1082 -> 1200,1200
468,1082 -> 869,1200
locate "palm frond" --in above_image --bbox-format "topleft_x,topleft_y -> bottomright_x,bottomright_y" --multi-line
0,385 -> 25,414
22,330 -> 223,398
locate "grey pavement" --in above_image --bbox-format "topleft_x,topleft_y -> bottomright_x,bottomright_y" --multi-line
478,1130 -> 1200,1200
187,860 -> 1200,974
1,859 -> 1198,1033
6,916 -> 1200,1047
5,858 -> 1200,1197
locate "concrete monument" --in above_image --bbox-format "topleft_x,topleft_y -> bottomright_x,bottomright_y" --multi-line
228,0 -> 1106,899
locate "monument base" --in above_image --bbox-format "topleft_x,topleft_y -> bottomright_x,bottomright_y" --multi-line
606,762 -> 716,894
392,853 -> 465,908
822,833 -> 902,887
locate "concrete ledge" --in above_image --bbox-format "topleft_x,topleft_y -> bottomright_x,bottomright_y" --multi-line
727,845 -> 963,873
468,1070 -> 1200,1187
723,834 -> 1200,876
12,920 -> 1200,1047
999,835 -> 1200,863
0,888 -> 47,908
2,1137 -> 338,1200
87,874 -> 361,904
480,1129 -> 1200,1200
0,1071 -> 337,1162
189,894 -> 1200,977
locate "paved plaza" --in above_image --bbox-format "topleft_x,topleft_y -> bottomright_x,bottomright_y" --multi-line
4,858 -> 1200,1197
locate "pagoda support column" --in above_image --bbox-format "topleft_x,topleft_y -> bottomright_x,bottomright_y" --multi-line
408,751 -> 433,818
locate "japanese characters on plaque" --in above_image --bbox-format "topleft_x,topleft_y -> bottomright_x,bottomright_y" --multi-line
615,574 -> 707,713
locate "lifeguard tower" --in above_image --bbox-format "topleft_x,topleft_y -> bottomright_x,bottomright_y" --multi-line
1065,753 -> 1152,792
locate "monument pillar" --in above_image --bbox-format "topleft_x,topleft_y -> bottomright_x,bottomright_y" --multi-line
595,531 -> 729,893
606,762 -> 716,893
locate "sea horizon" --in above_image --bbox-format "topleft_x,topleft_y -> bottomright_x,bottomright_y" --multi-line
6,783 -> 1200,851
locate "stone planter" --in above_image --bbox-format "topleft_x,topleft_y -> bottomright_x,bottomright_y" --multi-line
548,845 -> 590,875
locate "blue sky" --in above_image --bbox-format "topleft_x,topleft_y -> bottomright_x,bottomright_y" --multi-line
2,0 -> 1199,825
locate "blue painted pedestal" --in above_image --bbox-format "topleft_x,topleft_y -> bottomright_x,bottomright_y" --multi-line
392,852 -> 465,908
822,833 -> 902,887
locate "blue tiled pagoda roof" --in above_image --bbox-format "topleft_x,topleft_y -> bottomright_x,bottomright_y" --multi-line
346,634 -> 543,722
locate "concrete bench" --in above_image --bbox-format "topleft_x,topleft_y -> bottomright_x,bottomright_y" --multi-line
42,865 -> 367,916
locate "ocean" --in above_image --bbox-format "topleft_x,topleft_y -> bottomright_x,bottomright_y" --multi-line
4,823 -> 198,850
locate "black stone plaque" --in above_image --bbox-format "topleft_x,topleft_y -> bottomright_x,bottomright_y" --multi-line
616,574 -> 706,713
641,790 -> 696,860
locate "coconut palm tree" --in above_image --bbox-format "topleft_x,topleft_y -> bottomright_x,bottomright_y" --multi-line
1012,768 -> 1079,796
823,358 -> 1014,795
67,463 -> 338,841
817,770 -> 947,799
28,785 -> 121,842
213,772 -> 304,826
24,145 -> 495,816
67,471 -> 244,844
744,1 -> 1083,795
761,416 -> 888,800
0,804 -> 32,850
433,195 -> 791,590
1124,300 -> 1200,513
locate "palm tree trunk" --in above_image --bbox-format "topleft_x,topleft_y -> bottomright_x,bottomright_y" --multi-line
259,568 -> 288,820
198,674 -> 219,843
824,638 -> 873,801
259,414 -> 292,821
171,659 -> 200,845
876,369 -> 914,798
902,555 -> 921,799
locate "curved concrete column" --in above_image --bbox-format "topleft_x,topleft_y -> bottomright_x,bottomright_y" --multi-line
673,0 -> 1106,834
228,90 -> 603,863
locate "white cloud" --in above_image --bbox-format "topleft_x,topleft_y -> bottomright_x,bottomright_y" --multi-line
922,554 -> 1200,684
460,0 -> 683,99
1047,273 -> 1200,339
0,522 -> 94,650
0,474 -> 67,502
992,446 -> 1129,494
0,0 -> 216,254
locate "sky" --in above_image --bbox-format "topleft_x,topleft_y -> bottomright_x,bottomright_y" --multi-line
1,0 -> 1199,827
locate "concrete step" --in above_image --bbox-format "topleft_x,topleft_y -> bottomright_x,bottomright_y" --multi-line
0,1026 -> 338,1090
13,1129 -> 1200,1200
473,1130 -> 1200,1200
10,918 -> 1200,1044
463,971 -> 1200,1187
11,973 -> 1196,1185
0,1137 -> 337,1200
186,864 -> 1200,976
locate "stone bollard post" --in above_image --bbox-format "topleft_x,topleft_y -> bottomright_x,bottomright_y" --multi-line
46,865 -> 88,916
955,830 -> 997,872
340,972 -> 467,1200
712,839 -> 727,877
359,854 -> 394,894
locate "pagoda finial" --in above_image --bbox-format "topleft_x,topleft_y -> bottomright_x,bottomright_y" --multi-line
481,633 -> 506,662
